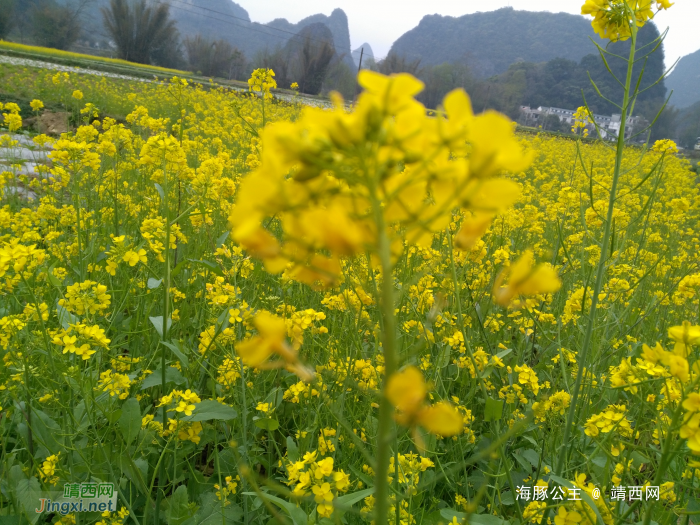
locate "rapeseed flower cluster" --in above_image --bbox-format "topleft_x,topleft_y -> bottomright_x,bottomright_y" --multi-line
283,452 -> 351,518
59,280 -> 111,316
581,0 -> 673,41
51,323 -> 110,360
248,68 -> 277,99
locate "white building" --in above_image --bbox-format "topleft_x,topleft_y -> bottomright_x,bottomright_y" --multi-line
518,105 -> 646,140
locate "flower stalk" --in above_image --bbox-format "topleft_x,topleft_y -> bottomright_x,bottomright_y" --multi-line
556,11 -> 638,478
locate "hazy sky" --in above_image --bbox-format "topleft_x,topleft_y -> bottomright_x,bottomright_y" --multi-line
237,0 -> 698,66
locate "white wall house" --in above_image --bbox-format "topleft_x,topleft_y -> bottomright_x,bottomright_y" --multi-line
518,105 -> 646,140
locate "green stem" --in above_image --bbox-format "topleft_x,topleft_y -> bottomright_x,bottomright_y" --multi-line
155,155 -> 173,525
446,229 -> 488,398
114,153 -> 120,236
74,174 -> 84,280
240,363 -> 250,525
555,23 -> 638,478
639,378 -> 698,525
371,187 -> 399,525
22,352 -> 35,462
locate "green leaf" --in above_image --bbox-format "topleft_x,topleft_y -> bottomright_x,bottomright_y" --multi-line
687,497 -> 700,525
521,449 -> 539,468
148,278 -> 163,289
182,400 -> 237,422
436,345 -> 451,368
73,400 -> 90,432
484,397 -> 503,422
56,302 -> 78,329
500,491 -> 515,505
154,183 -> 164,199
241,492 -> 307,525
216,231 -> 229,248
150,316 -> 173,338
195,492 -> 242,525
107,408 -> 123,424
161,340 -> 190,368
631,451 -> 649,466
140,367 -> 186,390
440,509 -> 467,522
496,348 -> 513,360
512,453 -> 531,472
254,418 -> 279,431
440,510 -> 507,525
120,455 -> 150,496
29,408 -> 62,455
47,264 -> 61,287
590,454 -> 607,469
333,487 -> 375,511
216,307 -> 231,331
423,510 -> 451,525
265,387 -> 284,409
171,259 -> 188,277
286,436 -> 299,462
188,259 -> 224,277
11,466 -> 41,525
166,485 -> 193,525
468,514 -> 508,525
522,435 -> 539,447
119,397 -> 141,446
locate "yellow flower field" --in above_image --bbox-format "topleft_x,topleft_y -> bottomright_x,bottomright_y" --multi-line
1,3 -> 699,525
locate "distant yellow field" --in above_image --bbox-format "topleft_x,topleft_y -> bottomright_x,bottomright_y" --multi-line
0,40 -> 188,76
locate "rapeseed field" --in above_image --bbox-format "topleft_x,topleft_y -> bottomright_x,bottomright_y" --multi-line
1,2 -> 699,525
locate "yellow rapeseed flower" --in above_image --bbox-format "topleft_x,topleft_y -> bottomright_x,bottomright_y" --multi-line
493,250 -> 562,307
236,311 -> 314,381
385,366 -> 463,439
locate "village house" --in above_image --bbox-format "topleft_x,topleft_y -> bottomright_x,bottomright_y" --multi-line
518,105 -> 646,140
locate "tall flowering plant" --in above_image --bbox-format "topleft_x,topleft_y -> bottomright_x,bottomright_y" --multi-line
229,70 -> 561,524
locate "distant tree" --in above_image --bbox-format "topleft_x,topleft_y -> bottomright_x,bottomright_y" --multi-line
31,0 -> 88,50
456,23 -> 668,121
377,52 -> 422,76
0,0 -> 14,40
296,34 -> 335,95
542,114 -> 566,133
185,35 -> 241,78
228,49 -> 247,81
417,62 -> 473,110
102,0 -> 179,65
255,46 -> 290,87
675,101 -> 700,149
150,35 -> 185,69
322,58 -> 355,99
635,99 -> 679,142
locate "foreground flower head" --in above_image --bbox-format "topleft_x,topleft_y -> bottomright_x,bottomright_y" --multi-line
668,321 -> 700,357
493,250 -> 562,307
581,0 -> 673,41
385,366 -> 463,444
652,139 -> 678,154
248,68 -> 277,99
229,71 -> 532,287
236,311 -> 314,381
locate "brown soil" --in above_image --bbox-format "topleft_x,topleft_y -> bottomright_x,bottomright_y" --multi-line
23,111 -> 71,135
